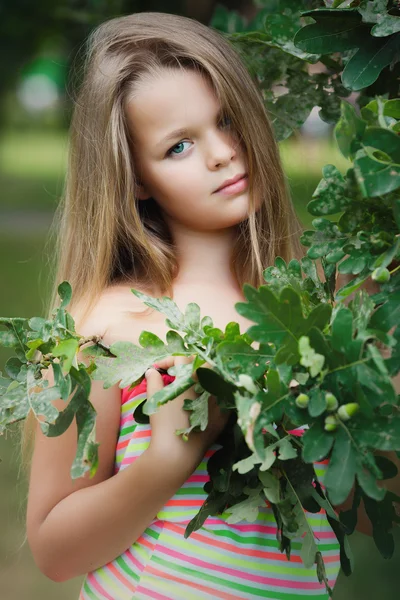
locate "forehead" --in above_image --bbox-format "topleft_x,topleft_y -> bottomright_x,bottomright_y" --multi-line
125,68 -> 220,148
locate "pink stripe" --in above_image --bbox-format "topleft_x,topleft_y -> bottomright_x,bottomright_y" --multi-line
123,547 -> 144,572
86,573 -> 115,600
157,544 -> 327,590
135,586 -> 171,600
187,475 -> 209,483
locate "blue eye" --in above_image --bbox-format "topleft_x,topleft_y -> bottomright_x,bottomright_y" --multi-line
166,115 -> 233,158
167,141 -> 191,157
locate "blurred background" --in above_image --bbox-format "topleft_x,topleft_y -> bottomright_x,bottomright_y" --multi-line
0,1 -> 399,598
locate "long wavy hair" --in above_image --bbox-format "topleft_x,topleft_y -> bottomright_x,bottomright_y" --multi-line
20,11 -> 304,469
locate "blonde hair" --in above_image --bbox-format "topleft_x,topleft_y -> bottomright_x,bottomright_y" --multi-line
20,12 -> 304,470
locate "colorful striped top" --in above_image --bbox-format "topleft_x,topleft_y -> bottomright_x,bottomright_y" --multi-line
79,373 -> 340,600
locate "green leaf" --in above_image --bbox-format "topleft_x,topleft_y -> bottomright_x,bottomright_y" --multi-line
324,426 -> 357,505
301,218 -> 346,261
52,338 -> 79,374
363,493 -> 397,559
350,415 -> 400,451
277,437 -> 298,460
358,0 -> 400,37
92,329 -> 186,389
293,11 -> 365,54
298,336 -> 325,378
0,367 -> 60,433
331,307 -> 363,362
258,471 -> 281,504
356,362 -> 397,407
216,338 -> 268,380
233,452 -> 261,474
356,459 -> 386,501
236,285 -> 302,346
308,388 -> 327,417
225,492 -> 263,524
354,148 -> 400,197
369,290 -> 400,331
176,392 -> 210,438
342,34 -> 400,91
264,13 -> 320,61
58,281 -> 73,309
0,318 -> 28,352
307,164 -> 352,215
334,101 -> 366,160
362,127 -> 400,164
143,362 -> 195,415
185,488 -> 229,537
335,269 -> 370,301
302,420 -> 335,463
131,288 -> 185,331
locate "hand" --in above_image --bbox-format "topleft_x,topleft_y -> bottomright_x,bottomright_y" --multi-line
145,355 -> 230,462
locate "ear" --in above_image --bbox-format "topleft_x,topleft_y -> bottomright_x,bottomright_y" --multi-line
135,181 -> 152,201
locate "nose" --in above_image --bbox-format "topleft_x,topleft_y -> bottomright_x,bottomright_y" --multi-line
206,129 -> 238,170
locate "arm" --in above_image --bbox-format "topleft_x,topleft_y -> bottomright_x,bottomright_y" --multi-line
27,307 -> 224,583
30,440 -> 204,582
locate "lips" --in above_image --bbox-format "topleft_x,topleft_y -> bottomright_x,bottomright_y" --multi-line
214,173 -> 247,193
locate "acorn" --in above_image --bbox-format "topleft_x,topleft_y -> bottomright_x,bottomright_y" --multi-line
324,415 -> 338,432
295,393 -> 310,409
371,267 -> 390,283
325,392 -> 339,412
337,403 -> 360,421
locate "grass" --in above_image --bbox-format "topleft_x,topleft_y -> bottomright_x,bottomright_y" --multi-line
0,129 -> 398,599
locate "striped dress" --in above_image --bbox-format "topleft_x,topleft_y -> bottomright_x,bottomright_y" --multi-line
79,373 -> 341,600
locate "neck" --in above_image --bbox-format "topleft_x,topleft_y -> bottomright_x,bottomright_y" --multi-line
167,220 -> 240,292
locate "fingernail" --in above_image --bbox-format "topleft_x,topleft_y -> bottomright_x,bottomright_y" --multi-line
145,368 -> 153,379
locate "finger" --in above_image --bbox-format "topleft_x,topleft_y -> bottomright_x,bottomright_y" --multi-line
145,367 -> 164,397
152,356 -> 175,370
174,354 -> 194,365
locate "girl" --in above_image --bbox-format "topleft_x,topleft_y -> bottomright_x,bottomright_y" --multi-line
23,11 -> 341,599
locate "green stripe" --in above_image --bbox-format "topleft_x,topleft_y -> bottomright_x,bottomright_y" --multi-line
120,424 -> 136,435
204,527 -> 339,552
115,554 -> 140,582
157,510 -> 200,519
95,566 -> 121,596
151,554 -> 329,599
142,572 -> 204,600
157,529 -> 338,577
82,579 -> 100,600
175,487 -> 205,495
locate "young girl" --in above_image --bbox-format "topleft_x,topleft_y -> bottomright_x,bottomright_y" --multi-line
23,11 -> 341,599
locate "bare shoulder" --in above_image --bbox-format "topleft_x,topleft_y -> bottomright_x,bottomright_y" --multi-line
72,282 -> 151,342
99,282 -> 156,346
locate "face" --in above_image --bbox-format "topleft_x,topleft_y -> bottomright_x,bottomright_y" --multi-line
125,68 -> 251,231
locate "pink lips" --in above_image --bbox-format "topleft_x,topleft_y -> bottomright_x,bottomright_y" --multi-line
215,173 -> 247,193
214,174 -> 248,196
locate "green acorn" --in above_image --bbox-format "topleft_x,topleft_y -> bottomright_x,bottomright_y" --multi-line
371,267 -> 390,283
337,403 -> 360,421
324,415 -> 338,432
325,392 -> 338,412
295,393 -> 310,409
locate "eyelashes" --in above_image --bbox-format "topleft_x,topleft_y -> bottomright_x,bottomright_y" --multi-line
166,116 -> 233,158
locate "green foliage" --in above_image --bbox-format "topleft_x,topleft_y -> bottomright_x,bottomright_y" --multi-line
1,1 -> 400,593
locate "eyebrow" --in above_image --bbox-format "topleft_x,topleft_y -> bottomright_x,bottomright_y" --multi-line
156,108 -> 224,150
156,127 -> 190,150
